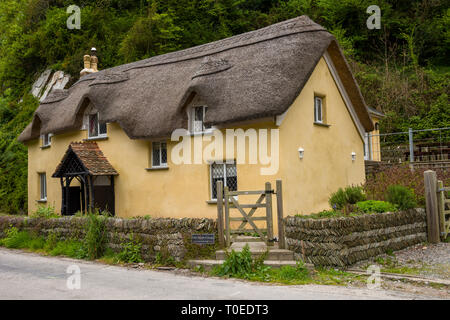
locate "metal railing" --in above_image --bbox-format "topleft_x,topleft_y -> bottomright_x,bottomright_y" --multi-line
365,127 -> 450,164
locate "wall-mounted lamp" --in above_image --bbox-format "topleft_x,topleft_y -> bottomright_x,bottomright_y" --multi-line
298,148 -> 304,159
351,152 -> 356,161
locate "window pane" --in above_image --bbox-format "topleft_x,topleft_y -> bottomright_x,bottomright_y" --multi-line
225,164 -> 237,191
152,142 -> 161,167
193,107 -> 205,132
89,114 -> 98,137
315,97 -> 322,122
40,173 -> 46,200
203,107 -> 211,129
211,163 -> 225,199
161,142 -> 167,164
99,122 -> 107,135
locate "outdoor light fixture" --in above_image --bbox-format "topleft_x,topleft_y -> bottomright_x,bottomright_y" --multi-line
351,152 -> 356,161
298,148 -> 304,159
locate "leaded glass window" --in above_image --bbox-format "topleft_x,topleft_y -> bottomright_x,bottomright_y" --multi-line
210,162 -> 237,200
152,141 -> 168,167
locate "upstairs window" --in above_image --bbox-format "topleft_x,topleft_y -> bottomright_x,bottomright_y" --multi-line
88,113 -> 107,139
152,141 -> 168,168
39,173 -> 47,201
314,96 -> 323,123
41,133 -> 52,147
190,106 -> 210,133
210,162 -> 237,200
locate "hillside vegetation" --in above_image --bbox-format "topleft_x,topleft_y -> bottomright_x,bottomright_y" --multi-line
0,0 -> 448,213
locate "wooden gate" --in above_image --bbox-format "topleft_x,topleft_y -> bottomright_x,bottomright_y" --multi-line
437,180 -> 450,240
216,180 -> 285,248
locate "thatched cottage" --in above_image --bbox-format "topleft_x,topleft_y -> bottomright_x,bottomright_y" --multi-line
19,16 -> 375,219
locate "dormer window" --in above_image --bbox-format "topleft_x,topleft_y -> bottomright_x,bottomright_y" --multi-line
88,113 -> 107,139
190,106 -> 210,133
41,133 -> 52,147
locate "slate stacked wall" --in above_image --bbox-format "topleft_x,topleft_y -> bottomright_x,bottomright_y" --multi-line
0,216 -> 218,262
284,209 -> 427,267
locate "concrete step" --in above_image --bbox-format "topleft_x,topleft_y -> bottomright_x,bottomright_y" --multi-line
188,259 -> 305,271
215,248 -> 294,261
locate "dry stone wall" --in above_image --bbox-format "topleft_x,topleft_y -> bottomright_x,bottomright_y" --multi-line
0,216 -> 217,262
284,209 -> 427,267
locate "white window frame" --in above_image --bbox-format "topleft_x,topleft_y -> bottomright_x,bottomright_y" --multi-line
314,96 -> 323,123
41,133 -> 53,147
88,112 -> 107,139
189,106 -> 210,134
151,141 -> 168,168
39,173 -> 47,201
209,162 -> 237,201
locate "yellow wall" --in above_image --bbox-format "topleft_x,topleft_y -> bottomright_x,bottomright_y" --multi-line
26,56 -> 366,230
369,116 -> 381,161
277,57 -> 365,215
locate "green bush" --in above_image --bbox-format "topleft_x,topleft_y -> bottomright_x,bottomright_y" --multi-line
329,186 -> 366,212
117,235 -> 143,263
356,200 -> 398,213
0,226 -> 32,248
212,244 -> 267,278
81,212 -> 108,260
386,185 -> 417,210
31,205 -> 58,218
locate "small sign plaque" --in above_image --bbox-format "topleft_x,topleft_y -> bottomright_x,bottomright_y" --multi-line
191,234 -> 215,245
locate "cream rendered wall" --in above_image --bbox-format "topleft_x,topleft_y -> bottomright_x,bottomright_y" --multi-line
277,57 -> 366,216
26,56 -> 365,226
369,116 -> 381,161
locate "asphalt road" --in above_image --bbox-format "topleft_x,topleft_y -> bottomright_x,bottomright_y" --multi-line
0,248 -> 432,300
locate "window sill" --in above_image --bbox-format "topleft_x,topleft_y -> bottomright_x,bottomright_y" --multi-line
189,129 -> 214,136
146,166 -> 169,171
206,198 -> 237,205
314,122 -> 331,128
40,145 -> 51,149
84,136 -> 108,141
37,199 -> 47,203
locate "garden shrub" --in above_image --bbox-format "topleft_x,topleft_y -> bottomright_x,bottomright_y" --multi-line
364,165 -> 450,206
31,205 -> 58,218
386,185 -> 417,210
356,200 -> 398,213
329,186 -> 366,213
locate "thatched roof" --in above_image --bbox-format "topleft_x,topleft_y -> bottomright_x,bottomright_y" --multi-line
18,15 -> 373,143
52,142 -> 118,177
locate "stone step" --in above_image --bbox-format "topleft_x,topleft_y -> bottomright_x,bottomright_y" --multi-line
188,259 -> 306,271
231,236 -> 264,243
215,248 -> 294,261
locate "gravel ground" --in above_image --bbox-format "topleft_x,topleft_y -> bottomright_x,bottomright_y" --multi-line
354,242 -> 450,280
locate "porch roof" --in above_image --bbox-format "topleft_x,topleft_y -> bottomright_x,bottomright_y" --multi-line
52,141 -> 118,177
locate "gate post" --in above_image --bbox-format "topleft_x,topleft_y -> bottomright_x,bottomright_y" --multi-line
265,182 -> 274,246
216,181 -> 225,247
224,186 -> 231,247
276,180 -> 286,249
424,170 -> 440,243
437,180 -> 445,240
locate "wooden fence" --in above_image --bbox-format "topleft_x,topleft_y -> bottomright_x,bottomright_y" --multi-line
424,170 -> 450,242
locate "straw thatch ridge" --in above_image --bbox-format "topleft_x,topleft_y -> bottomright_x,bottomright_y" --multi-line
18,15 -> 373,143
